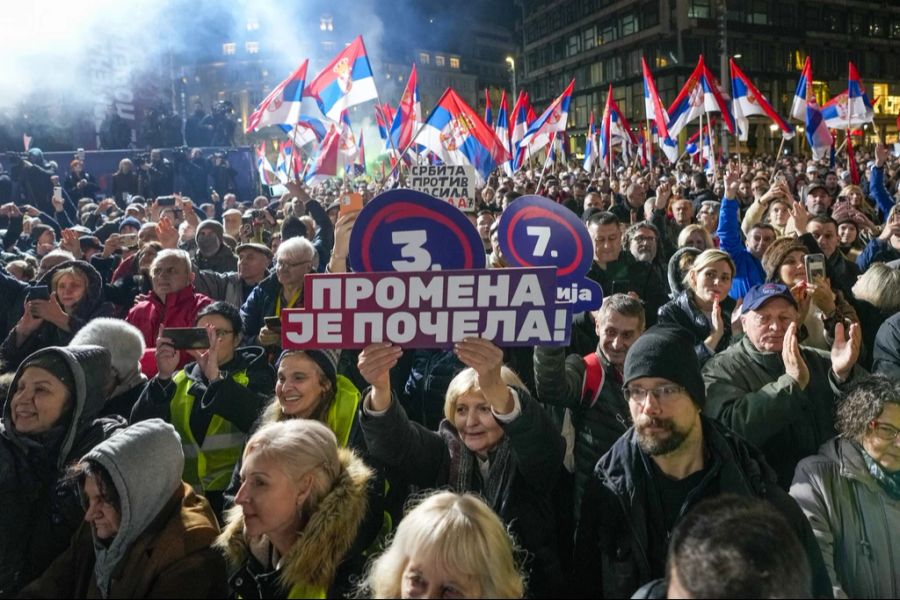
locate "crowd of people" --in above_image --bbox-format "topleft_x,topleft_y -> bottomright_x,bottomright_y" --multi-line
0,139 -> 898,599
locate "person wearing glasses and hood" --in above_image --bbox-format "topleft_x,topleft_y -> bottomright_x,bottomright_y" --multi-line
18,419 -> 227,598
240,236 -> 316,349
791,375 -> 900,598
131,301 -> 274,518
0,346 -> 124,595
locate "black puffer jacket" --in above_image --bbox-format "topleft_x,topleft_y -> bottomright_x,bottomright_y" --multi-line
0,346 -> 125,595
0,261 -> 115,371
657,291 -> 736,366
572,417 -> 832,599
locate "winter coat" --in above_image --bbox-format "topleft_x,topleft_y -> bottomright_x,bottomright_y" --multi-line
0,260 -> 115,371
401,349 -> 466,430
873,312 -> 900,379
573,417 -> 832,599
19,483 -> 227,599
125,285 -> 213,377
216,448 -> 373,599
703,335 -> 865,489
111,171 -> 139,208
852,299 -> 894,372
666,247 -> 700,299
718,195 -> 766,300
856,238 -> 900,273
0,346 -> 125,595
825,249 -> 860,303
0,264 -> 28,340
194,243 -> 237,274
657,291 -> 736,366
533,345 -> 629,517
359,387 -> 565,598
193,268 -> 252,308
239,273 -> 286,346
791,438 -> 900,599
586,252 -> 668,327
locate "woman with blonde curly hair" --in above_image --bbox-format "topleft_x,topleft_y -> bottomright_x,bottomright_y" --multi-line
361,491 -> 525,599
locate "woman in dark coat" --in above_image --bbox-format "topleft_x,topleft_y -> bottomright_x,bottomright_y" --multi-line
357,338 -> 565,598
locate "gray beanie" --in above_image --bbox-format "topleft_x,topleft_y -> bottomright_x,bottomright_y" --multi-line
196,219 -> 224,242
70,318 -> 145,379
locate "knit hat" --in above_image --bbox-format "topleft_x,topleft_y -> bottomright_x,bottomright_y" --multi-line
761,237 -> 807,283
196,219 -> 224,242
21,352 -> 75,397
118,216 -> 142,232
277,348 -> 340,389
623,325 -> 705,408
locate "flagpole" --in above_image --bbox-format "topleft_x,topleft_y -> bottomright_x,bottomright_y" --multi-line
770,136 -> 786,183
378,117 -> 431,187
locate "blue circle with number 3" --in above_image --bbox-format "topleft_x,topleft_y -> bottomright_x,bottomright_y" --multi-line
349,189 -> 486,273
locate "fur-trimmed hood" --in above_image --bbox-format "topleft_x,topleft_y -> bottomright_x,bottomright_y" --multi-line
215,446 -> 372,593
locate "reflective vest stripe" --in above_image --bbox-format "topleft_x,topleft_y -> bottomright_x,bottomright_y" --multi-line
170,369 -> 249,492
326,375 -> 360,448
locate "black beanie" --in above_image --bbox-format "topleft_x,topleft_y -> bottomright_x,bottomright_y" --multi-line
623,325 -> 706,409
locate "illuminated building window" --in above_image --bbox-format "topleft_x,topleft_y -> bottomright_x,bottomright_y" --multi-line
435,55 -> 445,67
246,42 -> 259,54
320,16 -> 334,32
450,57 -> 460,69
689,0 -> 711,18
419,52 -> 431,64
222,43 -> 236,56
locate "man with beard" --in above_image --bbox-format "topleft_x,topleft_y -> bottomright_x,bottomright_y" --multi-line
572,325 -> 830,598
625,222 -> 665,287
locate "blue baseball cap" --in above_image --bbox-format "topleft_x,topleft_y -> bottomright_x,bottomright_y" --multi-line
741,283 -> 798,315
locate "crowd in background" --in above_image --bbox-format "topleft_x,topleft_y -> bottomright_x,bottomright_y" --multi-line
0,140 -> 898,599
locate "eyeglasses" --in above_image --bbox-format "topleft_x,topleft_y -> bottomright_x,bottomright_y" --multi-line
274,259 -> 311,270
633,235 -> 657,244
869,421 -> 900,443
622,384 -> 686,405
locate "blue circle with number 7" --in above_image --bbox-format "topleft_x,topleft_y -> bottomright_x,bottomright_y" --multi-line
348,189 -> 486,273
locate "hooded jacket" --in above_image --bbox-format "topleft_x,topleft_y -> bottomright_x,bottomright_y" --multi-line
0,346 -> 124,595
666,247 -> 700,299
573,417 -> 831,599
0,260 -> 115,371
125,284 -> 213,376
216,447 -> 372,599
657,291 -> 736,366
791,437 -> 900,599
194,221 -> 238,274
20,419 -> 228,598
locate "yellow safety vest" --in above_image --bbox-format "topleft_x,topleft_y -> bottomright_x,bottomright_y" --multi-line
325,374 -> 360,448
170,369 -> 249,493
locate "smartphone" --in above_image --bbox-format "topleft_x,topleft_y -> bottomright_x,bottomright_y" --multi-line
264,316 -> 283,333
157,195 -> 176,207
339,192 -> 364,216
53,186 -> 63,202
25,284 -> 50,302
162,327 -> 210,350
118,233 -> 138,248
804,253 -> 827,284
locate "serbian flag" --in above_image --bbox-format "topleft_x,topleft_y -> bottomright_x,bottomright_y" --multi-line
275,140 -> 291,183
599,88 -> 613,166
305,36 -> 378,121
848,62 -> 875,124
306,124 -> 354,185
730,59 -> 794,141
375,103 -> 395,142
389,64 -> 422,156
412,87 -> 511,183
495,91 -> 513,176
484,89 -> 493,129
583,111 -> 597,171
641,56 -> 677,161
790,56 -> 813,122
349,129 -> 367,176
256,145 -> 279,185
806,98 -> 834,161
280,116 -> 327,149
667,56 -> 735,137
510,91 -> 530,170
847,133 -> 860,185
519,79 -> 575,157
246,60 -> 308,133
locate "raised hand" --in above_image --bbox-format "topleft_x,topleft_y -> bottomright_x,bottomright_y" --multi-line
724,169 -> 741,201
705,295 -> 724,353
358,343 -> 403,412
831,321 -> 861,381
781,322 -> 809,389
875,143 -> 889,168
155,328 -> 180,380
156,216 -> 179,249
453,337 -> 513,413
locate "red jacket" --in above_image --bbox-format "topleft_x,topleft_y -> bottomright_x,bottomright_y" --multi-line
126,285 -> 213,377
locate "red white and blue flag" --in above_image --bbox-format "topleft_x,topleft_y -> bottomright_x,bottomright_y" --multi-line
412,87 -> 511,183
305,112 -> 359,184
510,91 -> 530,170
667,56 -> 735,137
730,58 -> 794,141
349,129 -> 366,176
245,60 -> 308,133
281,116 -> 328,149
584,111 -> 597,171
305,36 -> 378,122
484,89 -> 493,129
256,145 -> 279,186
805,98 -> 834,161
494,91 -> 513,176
790,56 -> 813,122
519,79 -> 575,157
641,56 -> 678,162
374,103 -> 395,142
388,65 -> 422,157
847,61 -> 875,124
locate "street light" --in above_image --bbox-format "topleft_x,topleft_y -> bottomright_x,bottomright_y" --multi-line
506,56 -> 516,100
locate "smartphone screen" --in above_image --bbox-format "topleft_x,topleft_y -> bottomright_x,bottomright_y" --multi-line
804,253 -> 827,284
53,186 -> 63,202
264,316 -> 283,332
162,327 -> 210,350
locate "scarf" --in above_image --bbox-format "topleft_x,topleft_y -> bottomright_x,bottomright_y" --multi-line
443,420 -> 514,510
861,448 -> 900,501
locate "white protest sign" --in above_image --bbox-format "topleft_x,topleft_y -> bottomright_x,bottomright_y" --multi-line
408,165 -> 477,212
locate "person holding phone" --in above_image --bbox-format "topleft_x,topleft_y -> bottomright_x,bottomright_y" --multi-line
0,260 -> 114,372
131,302 -> 273,517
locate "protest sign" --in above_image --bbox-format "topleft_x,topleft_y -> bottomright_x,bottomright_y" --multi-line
281,267 -> 571,349
497,195 -> 602,312
348,188 -> 485,273
408,165 -> 477,211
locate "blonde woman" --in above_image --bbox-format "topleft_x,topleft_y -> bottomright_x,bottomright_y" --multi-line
657,249 -> 737,365
360,491 -> 525,599
851,263 -> 900,370
677,224 -> 714,251
217,419 -> 372,599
